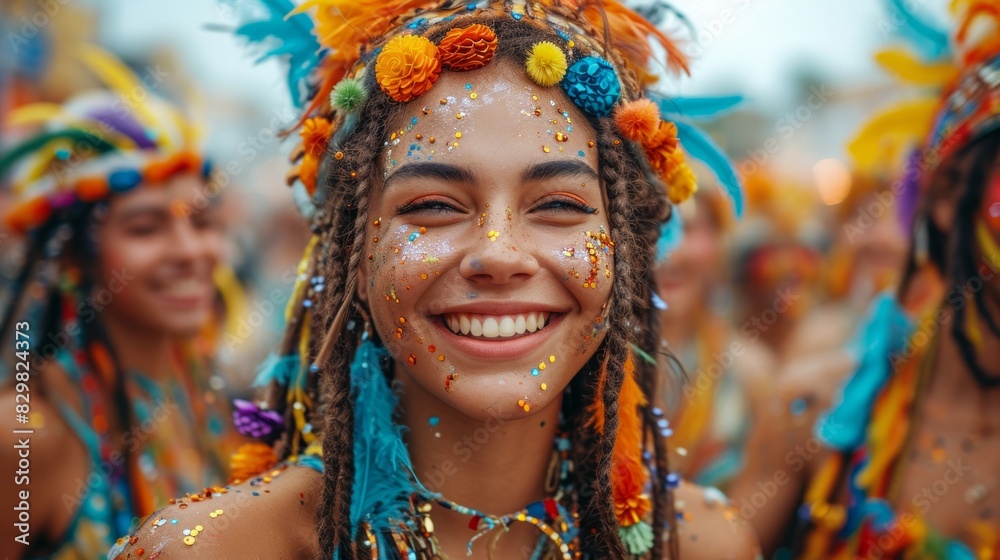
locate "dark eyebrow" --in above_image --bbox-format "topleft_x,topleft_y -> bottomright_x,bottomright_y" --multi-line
521,159 -> 599,184
115,205 -> 171,222
384,162 -> 476,190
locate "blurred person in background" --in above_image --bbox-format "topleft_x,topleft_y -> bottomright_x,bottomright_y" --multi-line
0,48 -> 241,558
729,169 -> 826,366
656,172 -> 776,493
736,2 -> 1000,556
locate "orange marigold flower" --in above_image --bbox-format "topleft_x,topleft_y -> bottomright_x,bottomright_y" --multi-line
614,99 -> 660,143
229,442 -> 278,484
438,24 -> 498,71
613,471 -> 652,527
301,117 -> 334,158
375,35 -> 442,103
642,120 -> 679,175
299,153 -> 320,196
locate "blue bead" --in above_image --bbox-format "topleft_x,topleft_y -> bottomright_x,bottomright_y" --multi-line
531,368 -> 539,376
108,169 -> 142,193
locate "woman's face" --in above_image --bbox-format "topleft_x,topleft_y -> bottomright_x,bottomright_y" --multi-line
96,172 -> 224,337
362,62 -> 613,421
654,195 -> 724,320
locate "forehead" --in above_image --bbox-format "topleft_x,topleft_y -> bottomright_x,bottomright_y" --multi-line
381,62 -> 599,180
107,172 -> 208,215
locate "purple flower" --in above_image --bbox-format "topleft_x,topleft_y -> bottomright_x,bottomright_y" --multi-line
233,399 -> 285,443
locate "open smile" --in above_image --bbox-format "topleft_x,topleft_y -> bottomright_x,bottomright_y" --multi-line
431,311 -> 567,361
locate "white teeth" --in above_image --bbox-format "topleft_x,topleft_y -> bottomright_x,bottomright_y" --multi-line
499,317 -> 515,337
482,317 -> 499,338
443,312 -> 555,338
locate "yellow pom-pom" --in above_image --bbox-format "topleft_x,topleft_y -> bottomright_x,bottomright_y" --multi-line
664,150 -> 698,204
526,41 -> 568,87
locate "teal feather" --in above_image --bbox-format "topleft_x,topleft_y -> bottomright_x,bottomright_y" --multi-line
816,292 -> 913,450
227,0 -> 321,107
887,0 -> 950,61
252,352 -> 302,388
670,117 -> 744,217
658,95 -> 744,120
657,202 -> 684,261
349,338 -> 431,544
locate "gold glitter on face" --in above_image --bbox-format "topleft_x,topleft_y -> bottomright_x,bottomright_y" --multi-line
364,63 -> 611,422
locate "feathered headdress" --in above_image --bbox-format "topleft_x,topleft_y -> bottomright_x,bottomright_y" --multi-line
848,0 -> 1000,231
1,46 -> 210,234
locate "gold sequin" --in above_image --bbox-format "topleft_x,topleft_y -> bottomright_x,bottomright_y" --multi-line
183,536 -> 195,546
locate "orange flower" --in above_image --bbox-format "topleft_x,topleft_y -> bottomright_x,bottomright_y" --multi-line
301,117 -> 333,158
375,34 -> 442,103
299,153 -> 320,196
438,24 -> 498,71
229,442 -> 278,484
614,99 -> 660,143
642,120 -> 679,176
613,465 -> 652,526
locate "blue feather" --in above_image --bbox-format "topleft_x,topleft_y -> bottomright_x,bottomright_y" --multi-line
657,203 -> 684,261
227,0 -> 322,107
349,338 -> 431,543
657,95 -> 744,120
668,117 -> 745,217
252,352 -> 302,388
815,292 -> 913,451
886,0 -> 950,60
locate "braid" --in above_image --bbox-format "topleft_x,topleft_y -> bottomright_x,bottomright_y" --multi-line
312,93 -> 394,559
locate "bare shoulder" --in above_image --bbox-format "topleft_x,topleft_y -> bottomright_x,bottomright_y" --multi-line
674,482 -> 761,560
109,463 -> 323,560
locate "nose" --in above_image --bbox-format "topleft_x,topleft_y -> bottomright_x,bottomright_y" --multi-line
170,211 -> 218,266
459,230 -> 540,284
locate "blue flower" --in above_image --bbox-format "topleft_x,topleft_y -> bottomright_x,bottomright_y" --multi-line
562,56 -> 621,118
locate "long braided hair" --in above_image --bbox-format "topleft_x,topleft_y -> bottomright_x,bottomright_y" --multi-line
265,15 -> 682,560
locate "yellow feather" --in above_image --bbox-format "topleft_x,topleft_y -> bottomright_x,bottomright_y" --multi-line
8,103 -> 67,127
78,45 -> 175,151
846,98 -> 939,174
874,47 -> 958,86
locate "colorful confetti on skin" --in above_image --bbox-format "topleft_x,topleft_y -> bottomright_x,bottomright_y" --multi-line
487,230 -> 500,241
429,416 -> 440,427
582,227 -> 615,289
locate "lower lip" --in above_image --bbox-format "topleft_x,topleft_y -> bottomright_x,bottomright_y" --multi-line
432,314 -> 565,362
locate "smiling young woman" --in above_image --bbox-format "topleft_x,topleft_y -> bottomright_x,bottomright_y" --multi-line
0,49 -> 240,559
109,2 -> 760,559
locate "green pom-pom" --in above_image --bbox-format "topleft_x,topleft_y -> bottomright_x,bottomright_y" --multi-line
330,78 -> 368,112
619,522 -> 654,556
